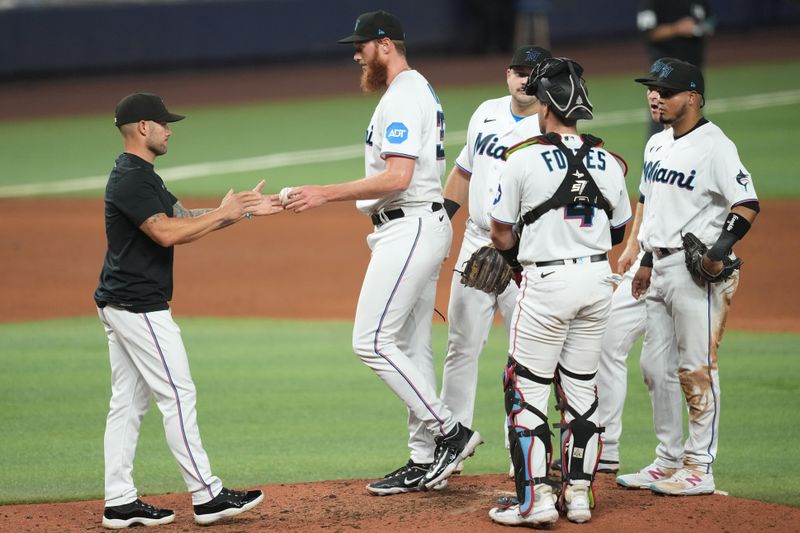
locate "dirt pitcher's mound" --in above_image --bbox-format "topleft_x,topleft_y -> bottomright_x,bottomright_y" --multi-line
3,474 -> 799,532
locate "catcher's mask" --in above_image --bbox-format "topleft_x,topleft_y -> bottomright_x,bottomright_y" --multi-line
524,57 -> 593,120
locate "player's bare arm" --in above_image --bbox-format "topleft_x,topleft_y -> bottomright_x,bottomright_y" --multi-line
172,201 -> 214,218
283,156 -> 415,213
140,190 -> 262,246
442,165 -> 471,219
489,219 -> 515,251
617,200 -> 645,274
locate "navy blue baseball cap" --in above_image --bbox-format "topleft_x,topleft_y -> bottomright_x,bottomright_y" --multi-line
115,93 -> 185,127
338,10 -> 404,43
509,45 -> 552,69
635,59 -> 705,95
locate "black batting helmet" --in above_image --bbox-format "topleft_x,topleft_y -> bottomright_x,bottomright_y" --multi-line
525,58 -> 593,120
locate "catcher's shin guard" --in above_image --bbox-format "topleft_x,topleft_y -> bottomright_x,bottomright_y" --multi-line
553,368 -> 569,479
504,358 -> 554,516
556,365 -> 604,508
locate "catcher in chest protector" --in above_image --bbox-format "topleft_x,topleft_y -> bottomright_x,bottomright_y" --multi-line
485,57 -> 632,527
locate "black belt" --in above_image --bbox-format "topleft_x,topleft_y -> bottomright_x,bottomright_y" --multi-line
371,202 -> 442,226
654,247 -> 682,258
535,253 -> 608,267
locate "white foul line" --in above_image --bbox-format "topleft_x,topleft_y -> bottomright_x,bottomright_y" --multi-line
2,89 -> 799,198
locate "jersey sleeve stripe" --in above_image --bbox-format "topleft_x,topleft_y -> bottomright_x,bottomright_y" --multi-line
490,214 -> 516,226
731,198 -> 759,208
455,161 -> 472,175
381,152 -> 418,160
611,215 -> 633,229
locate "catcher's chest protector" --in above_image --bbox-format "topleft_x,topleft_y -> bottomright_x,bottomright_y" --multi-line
520,133 -> 613,227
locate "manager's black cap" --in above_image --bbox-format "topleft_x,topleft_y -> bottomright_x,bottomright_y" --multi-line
634,59 -> 704,95
114,93 -> 185,127
509,45 -> 552,69
338,10 -> 404,43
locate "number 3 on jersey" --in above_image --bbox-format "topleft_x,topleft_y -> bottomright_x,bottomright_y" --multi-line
564,203 -> 595,227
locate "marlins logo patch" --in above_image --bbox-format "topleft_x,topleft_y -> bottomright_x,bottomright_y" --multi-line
735,169 -> 751,191
386,122 -> 409,144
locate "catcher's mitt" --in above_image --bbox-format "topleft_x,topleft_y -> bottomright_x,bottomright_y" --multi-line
682,232 -> 742,283
460,245 -> 514,295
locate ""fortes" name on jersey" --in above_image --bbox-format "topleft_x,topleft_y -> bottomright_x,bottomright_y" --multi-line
539,148 -> 606,172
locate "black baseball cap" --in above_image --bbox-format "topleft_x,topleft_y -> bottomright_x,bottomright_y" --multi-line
509,45 -> 552,69
634,59 -> 705,95
114,93 -> 185,127
338,10 -> 404,43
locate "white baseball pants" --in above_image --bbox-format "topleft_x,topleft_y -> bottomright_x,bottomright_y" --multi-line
352,211 -> 455,464
440,220 -> 517,429
643,252 -> 739,472
509,261 -> 615,477
98,306 -> 222,506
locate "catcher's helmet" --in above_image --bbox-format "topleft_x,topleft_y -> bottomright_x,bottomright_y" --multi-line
525,58 -> 593,120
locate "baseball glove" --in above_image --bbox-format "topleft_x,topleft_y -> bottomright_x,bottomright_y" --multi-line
682,232 -> 742,283
460,245 -> 514,295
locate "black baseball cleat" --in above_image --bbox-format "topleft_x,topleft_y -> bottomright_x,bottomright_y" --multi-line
102,498 -> 175,529
366,460 -> 448,495
420,423 -> 483,490
193,487 -> 264,525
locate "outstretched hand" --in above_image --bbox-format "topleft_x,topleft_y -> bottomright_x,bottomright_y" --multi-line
218,187 -> 263,222
249,179 -> 285,216
283,185 -> 328,213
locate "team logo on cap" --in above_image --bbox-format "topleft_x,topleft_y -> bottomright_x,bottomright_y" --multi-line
525,49 -> 541,62
386,122 -> 408,144
736,170 -> 751,191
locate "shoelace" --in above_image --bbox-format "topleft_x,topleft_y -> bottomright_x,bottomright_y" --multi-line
135,500 -> 157,512
221,488 -> 247,499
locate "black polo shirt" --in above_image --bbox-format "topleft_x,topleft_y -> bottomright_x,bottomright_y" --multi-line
638,0 -> 711,68
94,153 -> 177,313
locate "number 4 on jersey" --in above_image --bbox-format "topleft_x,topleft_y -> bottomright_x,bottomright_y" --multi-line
564,203 -> 595,227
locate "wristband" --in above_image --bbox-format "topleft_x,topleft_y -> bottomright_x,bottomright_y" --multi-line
443,198 -> 461,220
707,212 -> 750,261
498,239 -> 522,272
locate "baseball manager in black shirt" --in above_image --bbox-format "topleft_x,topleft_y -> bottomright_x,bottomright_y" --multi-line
95,93 -> 282,528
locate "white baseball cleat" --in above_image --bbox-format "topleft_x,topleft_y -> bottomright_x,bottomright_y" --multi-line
564,481 -> 592,523
649,468 -> 715,496
489,484 -> 558,527
616,462 -> 678,489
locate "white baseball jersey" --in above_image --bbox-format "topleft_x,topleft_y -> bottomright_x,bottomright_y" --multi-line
356,69 -> 445,214
492,134 -> 632,264
640,119 -> 758,249
454,95 -> 542,230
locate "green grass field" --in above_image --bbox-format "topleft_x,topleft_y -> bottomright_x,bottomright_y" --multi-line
0,318 -> 798,506
1,59 -> 798,508
1,59 -> 799,198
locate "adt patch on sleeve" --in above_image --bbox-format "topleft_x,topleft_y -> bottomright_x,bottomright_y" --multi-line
386,122 -> 409,144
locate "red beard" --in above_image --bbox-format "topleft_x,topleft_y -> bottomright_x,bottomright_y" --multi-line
360,54 -> 388,93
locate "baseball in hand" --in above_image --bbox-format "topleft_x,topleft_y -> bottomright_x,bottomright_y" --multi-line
279,187 -> 293,205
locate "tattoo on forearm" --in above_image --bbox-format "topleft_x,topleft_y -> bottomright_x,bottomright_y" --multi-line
173,201 -> 213,218
145,213 -> 167,226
